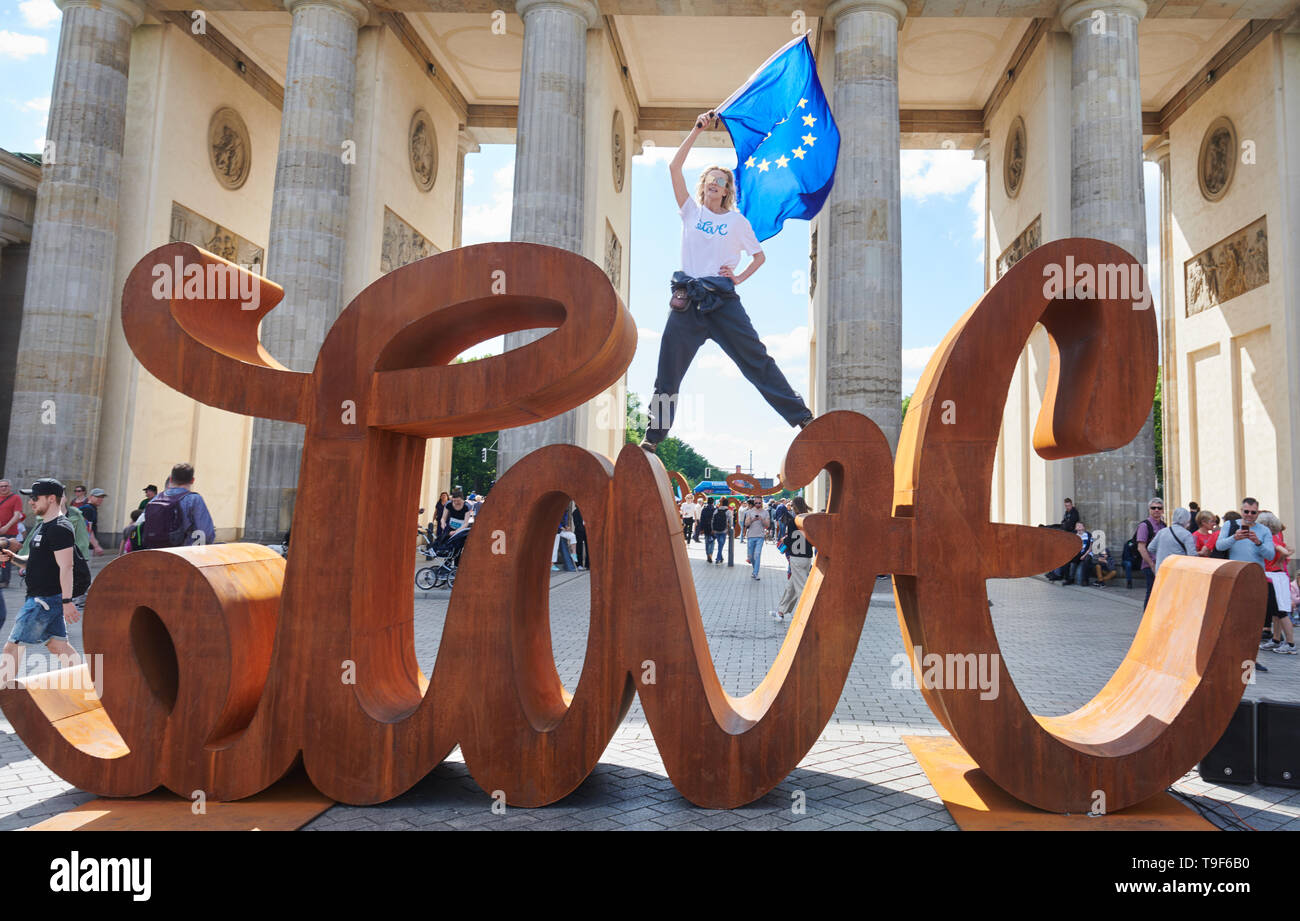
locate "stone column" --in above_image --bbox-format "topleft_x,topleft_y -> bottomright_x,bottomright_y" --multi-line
1146,138 -> 1175,505
972,136 -> 991,290
822,0 -> 906,452
1061,0 -> 1156,546
243,0 -> 366,540
496,0 -> 598,475
452,128 -> 480,249
3,0 -> 144,487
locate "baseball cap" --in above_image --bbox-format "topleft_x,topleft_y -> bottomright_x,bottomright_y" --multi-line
90,488 -> 108,497
19,477 -> 64,498
144,484 -> 157,492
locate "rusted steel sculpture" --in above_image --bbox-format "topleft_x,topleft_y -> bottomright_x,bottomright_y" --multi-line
0,238 -> 1261,814
724,471 -> 784,497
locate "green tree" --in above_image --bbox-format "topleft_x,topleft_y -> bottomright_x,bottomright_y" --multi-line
449,356 -> 496,493
1153,372 -> 1163,495
625,391 -> 725,490
901,393 -> 912,419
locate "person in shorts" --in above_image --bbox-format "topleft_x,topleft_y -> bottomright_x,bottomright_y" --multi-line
0,478 -> 82,684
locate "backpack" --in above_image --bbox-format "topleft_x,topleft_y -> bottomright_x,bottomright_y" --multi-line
35,518 -> 92,597
711,505 -> 728,533
142,491 -> 190,548
1210,520 -> 1238,559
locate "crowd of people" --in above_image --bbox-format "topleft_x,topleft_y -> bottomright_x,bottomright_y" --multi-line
0,464 -> 215,680
1044,494 -> 1298,670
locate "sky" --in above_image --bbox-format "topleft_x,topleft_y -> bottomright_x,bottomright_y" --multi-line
2,0 -> 1162,480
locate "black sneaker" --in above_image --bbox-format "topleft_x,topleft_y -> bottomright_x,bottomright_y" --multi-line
640,439 -> 658,454
1256,661 -> 1270,673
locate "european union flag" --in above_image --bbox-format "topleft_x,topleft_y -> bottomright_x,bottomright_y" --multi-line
717,33 -> 839,242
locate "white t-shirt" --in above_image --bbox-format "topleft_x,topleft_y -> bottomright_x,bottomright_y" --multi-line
679,197 -> 762,278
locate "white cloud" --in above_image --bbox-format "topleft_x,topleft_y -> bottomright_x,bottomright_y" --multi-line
19,0 -> 59,28
462,167 -> 474,189
22,96 -> 49,113
900,149 -> 984,203
761,325 -> 808,363
461,161 -> 513,244
637,327 -> 661,342
0,30 -> 48,59
901,344 -> 938,396
968,168 -> 986,242
635,146 -> 735,172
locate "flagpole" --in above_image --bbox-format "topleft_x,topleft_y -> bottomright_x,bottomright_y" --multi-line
715,31 -> 813,115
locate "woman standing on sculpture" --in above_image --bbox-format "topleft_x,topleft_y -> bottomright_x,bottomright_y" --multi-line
640,111 -> 814,452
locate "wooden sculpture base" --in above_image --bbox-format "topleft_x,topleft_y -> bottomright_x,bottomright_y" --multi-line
26,770 -> 332,831
903,735 -> 1215,831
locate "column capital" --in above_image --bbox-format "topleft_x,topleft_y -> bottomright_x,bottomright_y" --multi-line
457,128 -> 480,156
972,136 -> 991,162
283,0 -> 369,28
514,0 -> 600,30
1059,0 -> 1147,32
825,0 -> 907,29
1144,136 -> 1170,165
55,0 -> 146,28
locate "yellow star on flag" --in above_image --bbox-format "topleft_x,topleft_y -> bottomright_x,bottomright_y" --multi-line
791,147 -> 806,159
745,155 -> 756,168
775,154 -> 789,168
802,133 -> 816,147
758,158 -> 771,172
797,98 -> 808,108
802,113 -> 817,127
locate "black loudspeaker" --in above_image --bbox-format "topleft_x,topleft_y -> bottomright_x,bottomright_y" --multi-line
1258,700 -> 1300,789
1199,699 -> 1256,785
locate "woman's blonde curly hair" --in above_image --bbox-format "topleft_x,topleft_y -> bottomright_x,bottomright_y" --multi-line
695,165 -> 736,211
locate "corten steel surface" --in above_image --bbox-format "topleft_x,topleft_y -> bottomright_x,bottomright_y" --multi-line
725,471 -> 784,497
0,238 -> 1262,814
902,735 -> 1215,830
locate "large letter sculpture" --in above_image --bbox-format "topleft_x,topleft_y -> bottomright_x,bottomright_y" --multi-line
0,239 -> 1263,814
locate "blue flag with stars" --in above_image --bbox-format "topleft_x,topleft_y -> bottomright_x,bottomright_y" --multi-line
716,33 -> 839,242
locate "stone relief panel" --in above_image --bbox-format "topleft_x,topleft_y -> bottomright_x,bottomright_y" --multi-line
1198,116 -> 1236,203
208,107 -> 251,191
612,110 -> 626,193
409,109 -> 437,193
995,214 -> 1041,280
170,201 -> 263,272
604,221 -> 622,290
381,207 -> 439,274
1184,216 -> 1267,317
1003,115 -> 1026,200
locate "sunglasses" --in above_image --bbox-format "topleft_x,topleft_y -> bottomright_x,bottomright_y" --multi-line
1242,509 -> 1258,514
1149,506 -> 1163,510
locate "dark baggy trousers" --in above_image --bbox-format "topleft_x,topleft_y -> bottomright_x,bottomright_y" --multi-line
644,298 -> 811,444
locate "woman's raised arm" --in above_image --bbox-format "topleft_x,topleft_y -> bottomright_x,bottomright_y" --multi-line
671,111 -> 713,208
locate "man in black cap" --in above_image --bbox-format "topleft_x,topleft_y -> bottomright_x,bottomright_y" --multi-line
0,478 -> 82,682
138,485 -> 158,512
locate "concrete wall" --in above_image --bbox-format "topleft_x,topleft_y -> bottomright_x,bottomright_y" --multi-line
98,23 -> 280,542
1167,34 -> 1295,532
576,25 -> 633,463
986,31 -> 1073,528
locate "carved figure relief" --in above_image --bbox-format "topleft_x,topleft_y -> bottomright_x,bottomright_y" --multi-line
169,201 -> 263,273
1198,116 -> 1236,202
612,110 -> 626,193
381,207 -> 439,273
1185,216 -> 1268,316
604,221 -> 622,289
409,110 -> 437,193
1003,116 -> 1026,199
208,107 -> 251,190
995,214 -> 1041,279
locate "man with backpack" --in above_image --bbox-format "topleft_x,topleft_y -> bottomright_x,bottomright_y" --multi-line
0,478 -> 86,683
1135,498 -> 1166,609
141,463 -> 215,548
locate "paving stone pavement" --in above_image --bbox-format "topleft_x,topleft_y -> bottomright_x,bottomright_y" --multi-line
1,539 -> 1296,831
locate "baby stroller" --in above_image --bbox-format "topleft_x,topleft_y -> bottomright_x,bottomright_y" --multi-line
416,522 -> 470,590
